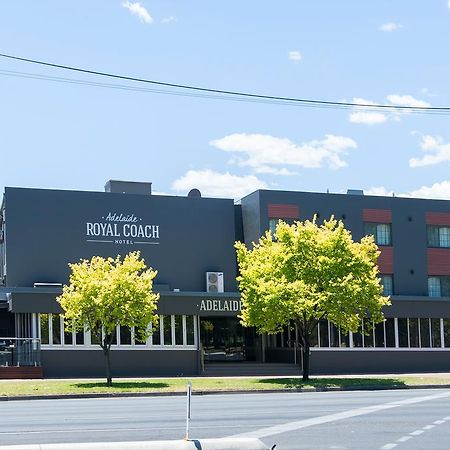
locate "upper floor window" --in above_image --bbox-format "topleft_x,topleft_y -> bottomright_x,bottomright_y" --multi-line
364,223 -> 392,246
427,225 -> 450,248
380,274 -> 393,296
268,218 -> 295,235
428,276 -> 450,297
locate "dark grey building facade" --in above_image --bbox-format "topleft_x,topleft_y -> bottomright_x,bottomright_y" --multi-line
1,183 -> 450,377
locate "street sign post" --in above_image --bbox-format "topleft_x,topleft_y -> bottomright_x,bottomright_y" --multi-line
185,381 -> 192,440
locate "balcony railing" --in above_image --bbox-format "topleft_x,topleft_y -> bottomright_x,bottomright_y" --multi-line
0,338 -> 41,367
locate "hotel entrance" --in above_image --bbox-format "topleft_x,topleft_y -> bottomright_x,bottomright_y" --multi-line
200,317 -> 259,362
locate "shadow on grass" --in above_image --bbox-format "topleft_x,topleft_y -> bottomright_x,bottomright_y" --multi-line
258,377 -> 407,389
73,381 -> 170,390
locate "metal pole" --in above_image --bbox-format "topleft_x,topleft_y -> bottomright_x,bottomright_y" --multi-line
185,381 -> 192,440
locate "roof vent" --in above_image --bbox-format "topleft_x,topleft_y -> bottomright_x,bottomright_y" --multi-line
347,189 -> 364,196
105,180 -> 152,195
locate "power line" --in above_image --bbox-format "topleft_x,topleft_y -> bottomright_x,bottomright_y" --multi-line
0,52 -> 448,113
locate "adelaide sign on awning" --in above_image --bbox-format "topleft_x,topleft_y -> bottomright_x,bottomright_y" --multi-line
157,294 -> 242,316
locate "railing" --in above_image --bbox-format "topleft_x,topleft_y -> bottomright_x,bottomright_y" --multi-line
0,338 -> 41,367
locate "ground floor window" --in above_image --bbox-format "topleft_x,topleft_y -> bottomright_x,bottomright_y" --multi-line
39,314 -> 198,349
267,318 -> 450,349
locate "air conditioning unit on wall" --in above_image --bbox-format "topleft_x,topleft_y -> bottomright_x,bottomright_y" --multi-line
206,272 -> 224,293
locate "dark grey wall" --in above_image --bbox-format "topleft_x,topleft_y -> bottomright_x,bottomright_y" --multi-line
240,189 -> 450,298
4,188 -> 237,292
240,191 -> 261,247
310,350 -> 450,374
41,349 -> 198,377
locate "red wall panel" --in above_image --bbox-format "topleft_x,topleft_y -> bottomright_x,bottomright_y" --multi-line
427,248 -> 450,275
426,212 -> 450,226
363,209 -> 392,223
267,204 -> 300,219
378,247 -> 394,274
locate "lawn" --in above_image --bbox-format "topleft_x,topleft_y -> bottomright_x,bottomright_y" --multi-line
0,375 -> 449,397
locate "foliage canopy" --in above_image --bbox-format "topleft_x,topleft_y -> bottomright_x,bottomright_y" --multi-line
235,217 -> 391,379
57,251 -> 159,384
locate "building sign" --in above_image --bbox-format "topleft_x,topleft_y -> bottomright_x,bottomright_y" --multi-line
86,212 -> 160,246
199,299 -> 242,312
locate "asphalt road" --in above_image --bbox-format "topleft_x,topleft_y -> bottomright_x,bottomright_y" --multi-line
1,389 -> 450,449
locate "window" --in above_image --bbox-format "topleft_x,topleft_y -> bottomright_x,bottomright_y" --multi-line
428,276 -> 450,297
364,223 -> 392,246
186,316 -> 195,346
380,275 -> 393,296
174,315 -> 183,345
427,225 -> 450,248
268,218 -> 295,235
39,314 -> 198,348
120,326 -> 132,345
40,314 -> 49,344
431,319 -> 441,348
444,319 -> 450,347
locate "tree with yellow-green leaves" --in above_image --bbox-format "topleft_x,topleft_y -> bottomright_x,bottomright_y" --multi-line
235,217 -> 390,381
57,251 -> 159,386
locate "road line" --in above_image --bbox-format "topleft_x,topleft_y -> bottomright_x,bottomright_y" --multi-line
380,444 -> 397,449
230,391 -> 450,439
397,436 -> 412,442
409,430 -> 424,436
433,419 -> 445,424
0,423 -> 276,436
423,425 -> 435,430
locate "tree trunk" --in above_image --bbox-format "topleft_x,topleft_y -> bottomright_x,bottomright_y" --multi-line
302,337 -> 310,381
103,347 -> 112,386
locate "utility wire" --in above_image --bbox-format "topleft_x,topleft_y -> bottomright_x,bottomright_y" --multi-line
5,68 -> 450,116
0,52 -> 448,113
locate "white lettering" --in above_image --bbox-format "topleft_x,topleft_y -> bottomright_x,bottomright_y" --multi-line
86,223 -> 94,236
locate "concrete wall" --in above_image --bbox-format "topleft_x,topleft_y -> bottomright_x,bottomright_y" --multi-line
310,349 -> 450,374
4,187 -> 238,292
240,189 -> 450,298
41,349 -> 198,377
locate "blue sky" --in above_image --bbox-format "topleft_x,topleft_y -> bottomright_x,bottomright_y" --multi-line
1,1 -> 450,200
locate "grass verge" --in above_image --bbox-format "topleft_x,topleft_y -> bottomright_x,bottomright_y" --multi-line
0,376 -> 450,397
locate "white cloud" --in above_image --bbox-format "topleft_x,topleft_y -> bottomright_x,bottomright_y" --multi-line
122,1 -> 153,23
348,94 -> 431,125
448,0 -> 450,9
366,181 -> 450,201
386,94 -> 431,108
409,181 -> 450,200
162,16 -> 177,24
288,51 -> 302,62
365,186 -> 395,197
348,97 -> 388,125
349,111 -> 387,125
379,22 -> 403,32
172,169 -> 268,199
210,133 -> 357,172
409,135 -> 450,168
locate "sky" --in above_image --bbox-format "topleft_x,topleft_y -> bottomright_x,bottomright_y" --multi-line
1,1 -> 450,200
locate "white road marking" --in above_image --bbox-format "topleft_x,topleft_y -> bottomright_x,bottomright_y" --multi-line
381,412 -> 450,449
230,391 -> 450,439
410,430 -> 424,436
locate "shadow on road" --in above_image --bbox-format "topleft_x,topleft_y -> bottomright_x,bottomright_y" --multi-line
257,377 -> 407,389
